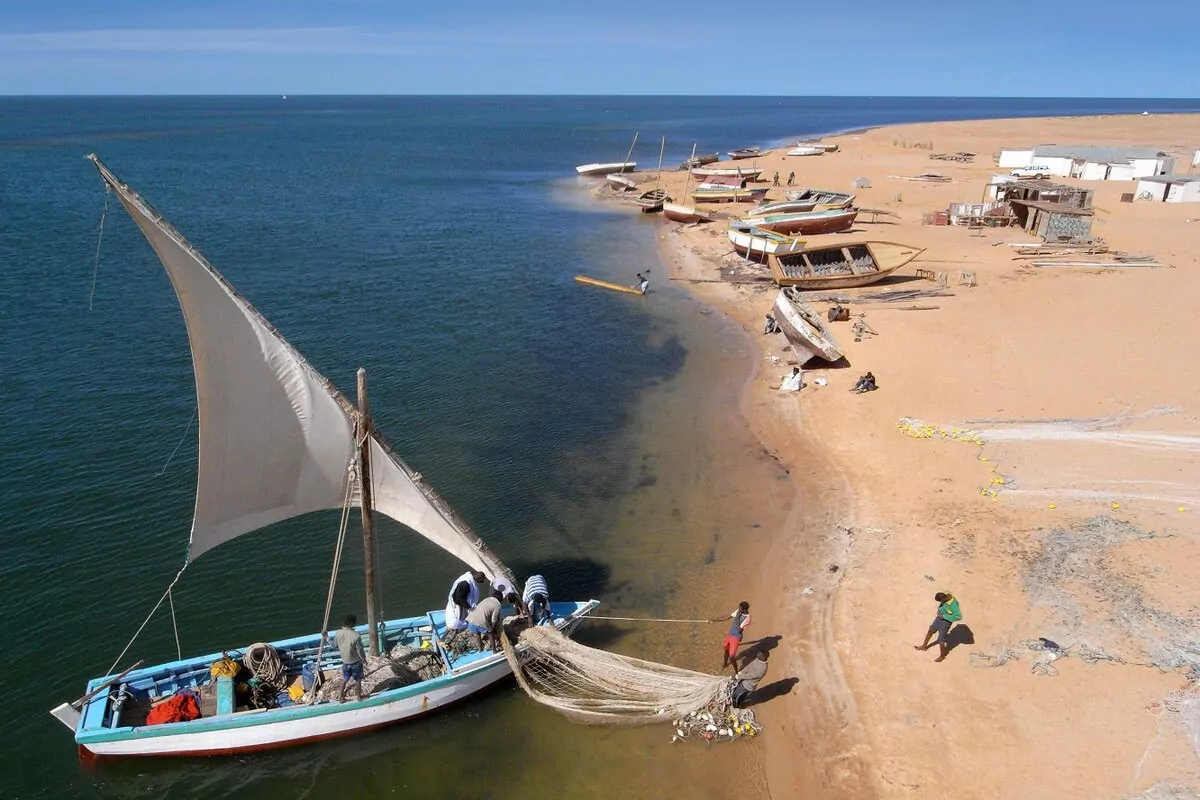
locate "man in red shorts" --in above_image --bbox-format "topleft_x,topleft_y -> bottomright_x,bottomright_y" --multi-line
711,601 -> 751,671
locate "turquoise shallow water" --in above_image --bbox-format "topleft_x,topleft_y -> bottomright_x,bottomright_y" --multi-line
3,96 -> 1200,799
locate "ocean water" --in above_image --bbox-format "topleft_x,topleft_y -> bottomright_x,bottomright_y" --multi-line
2,95 -> 1199,800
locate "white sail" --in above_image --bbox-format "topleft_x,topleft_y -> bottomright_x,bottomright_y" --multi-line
89,155 -> 510,578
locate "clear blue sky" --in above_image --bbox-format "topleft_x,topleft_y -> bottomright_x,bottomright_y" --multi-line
1,0 -> 1196,96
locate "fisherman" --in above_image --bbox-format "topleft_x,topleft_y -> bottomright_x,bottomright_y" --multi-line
772,171 -> 780,187
709,601 -> 752,671
636,273 -> 649,295
444,569 -> 486,643
492,573 -> 529,618
523,574 -> 552,626
466,588 -> 505,653
328,614 -> 367,703
786,171 -> 796,187
763,313 -> 780,335
915,591 -> 962,662
732,650 -> 769,708
852,371 -> 877,394
779,367 -> 803,392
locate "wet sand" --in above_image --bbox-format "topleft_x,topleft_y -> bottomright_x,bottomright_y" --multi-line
594,113 -> 1200,798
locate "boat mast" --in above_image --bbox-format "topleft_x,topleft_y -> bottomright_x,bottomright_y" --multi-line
653,135 -> 665,194
682,143 -> 697,200
356,367 -> 381,656
621,132 -> 638,170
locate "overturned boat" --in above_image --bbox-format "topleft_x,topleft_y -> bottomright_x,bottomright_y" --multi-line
773,288 -> 844,364
767,241 -> 924,289
52,156 -> 598,758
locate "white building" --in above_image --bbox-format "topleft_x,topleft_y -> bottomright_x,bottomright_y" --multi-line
996,145 -> 1175,180
1135,174 -> 1200,203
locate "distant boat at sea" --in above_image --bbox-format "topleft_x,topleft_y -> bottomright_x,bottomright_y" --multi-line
767,241 -> 925,289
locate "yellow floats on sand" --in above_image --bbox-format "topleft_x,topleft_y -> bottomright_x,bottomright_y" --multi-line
574,275 -> 645,296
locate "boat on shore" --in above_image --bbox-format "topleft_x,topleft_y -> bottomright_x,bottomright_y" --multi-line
797,141 -> 839,153
577,162 -> 636,176
663,143 -> 715,223
691,186 -> 769,204
679,152 -> 720,169
606,173 -> 638,192
784,187 -> 855,207
773,288 -> 844,364
742,207 -> 858,235
728,147 -> 763,160
54,155 -> 599,758
691,166 -> 763,180
728,224 -> 807,261
767,241 -> 925,289
638,189 -> 669,213
787,146 -> 824,157
747,199 -> 817,216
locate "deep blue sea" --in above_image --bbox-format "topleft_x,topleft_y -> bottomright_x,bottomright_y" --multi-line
2,96 -> 1200,800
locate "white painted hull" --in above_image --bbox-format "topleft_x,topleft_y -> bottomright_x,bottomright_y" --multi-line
787,146 -> 824,157
691,167 -> 763,180
576,162 -> 636,176
662,202 -> 713,223
728,228 -> 805,258
83,656 -> 514,757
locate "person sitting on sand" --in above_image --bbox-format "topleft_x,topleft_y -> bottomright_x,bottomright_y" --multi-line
635,273 -> 649,294
779,367 -> 803,392
852,372 -> 877,393
915,592 -> 962,662
763,314 -> 780,335
732,650 -> 769,708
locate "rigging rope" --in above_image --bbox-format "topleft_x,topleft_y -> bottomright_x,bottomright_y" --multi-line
88,185 -> 110,312
155,406 -> 197,477
310,459 -> 358,701
585,615 -> 714,624
103,566 -> 187,678
167,586 -> 181,661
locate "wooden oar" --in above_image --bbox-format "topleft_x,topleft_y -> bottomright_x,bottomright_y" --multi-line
71,660 -> 145,707
574,275 -> 645,296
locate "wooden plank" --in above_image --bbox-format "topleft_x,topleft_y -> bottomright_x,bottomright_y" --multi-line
574,275 -> 645,295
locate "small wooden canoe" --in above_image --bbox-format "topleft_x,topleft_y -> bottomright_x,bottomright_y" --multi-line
574,275 -> 645,296
774,289 -> 843,364
679,152 -> 720,169
767,241 -> 924,289
662,202 -> 714,224
691,186 -> 769,204
637,188 -> 669,213
728,147 -> 763,160
742,207 -> 858,235
727,225 -> 807,261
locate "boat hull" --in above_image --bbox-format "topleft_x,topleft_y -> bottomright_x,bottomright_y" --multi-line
606,174 -> 637,191
767,241 -> 924,289
787,146 -> 824,157
691,167 -> 763,180
576,162 -> 636,176
773,290 -> 843,363
691,187 -> 769,204
73,601 -> 596,757
747,209 -> 858,235
728,228 -> 806,260
662,203 -> 714,223
728,149 -> 763,160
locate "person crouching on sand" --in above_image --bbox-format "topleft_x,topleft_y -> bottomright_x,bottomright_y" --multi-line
915,592 -> 962,662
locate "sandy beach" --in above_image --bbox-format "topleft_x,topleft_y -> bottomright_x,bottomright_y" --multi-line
600,113 -> 1200,799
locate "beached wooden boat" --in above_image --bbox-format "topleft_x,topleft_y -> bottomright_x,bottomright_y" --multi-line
742,207 -> 858,235
787,146 -> 825,157
767,241 -> 925,289
783,188 -> 855,207
638,137 -> 668,213
728,147 -> 763,160
727,224 -> 807,261
54,156 -> 599,759
691,166 -> 763,180
797,141 -> 838,152
747,199 -> 817,216
606,173 -> 638,192
773,288 -> 844,364
577,132 -> 638,176
662,202 -> 715,223
679,152 -> 720,169
691,186 -> 769,204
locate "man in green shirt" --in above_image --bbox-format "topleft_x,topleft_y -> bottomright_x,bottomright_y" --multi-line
915,592 -> 962,662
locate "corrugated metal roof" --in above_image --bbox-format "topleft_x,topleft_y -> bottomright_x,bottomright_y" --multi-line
1030,144 -> 1167,161
1136,173 -> 1200,184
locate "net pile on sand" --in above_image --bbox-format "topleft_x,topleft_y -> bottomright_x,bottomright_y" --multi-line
500,624 -> 760,739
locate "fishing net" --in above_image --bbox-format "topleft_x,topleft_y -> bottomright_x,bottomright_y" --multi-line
499,624 -> 761,740
307,644 -> 444,703
1126,783 -> 1200,800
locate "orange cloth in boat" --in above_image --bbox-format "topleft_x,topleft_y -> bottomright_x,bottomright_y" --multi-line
146,691 -> 201,725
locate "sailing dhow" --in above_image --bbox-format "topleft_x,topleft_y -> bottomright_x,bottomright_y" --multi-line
50,156 -> 597,758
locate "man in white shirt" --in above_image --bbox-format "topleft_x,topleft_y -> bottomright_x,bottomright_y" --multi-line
444,570 -> 485,643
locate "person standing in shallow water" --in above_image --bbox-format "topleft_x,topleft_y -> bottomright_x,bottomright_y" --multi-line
710,601 -> 751,670
635,273 -> 649,294
915,592 -> 962,662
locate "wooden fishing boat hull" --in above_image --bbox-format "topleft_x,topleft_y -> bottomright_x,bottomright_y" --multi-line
662,203 -> 714,223
745,208 -> 858,235
606,174 -> 638,192
773,289 -> 843,364
71,602 -> 597,757
787,146 -> 824,157
784,188 -> 856,207
727,148 -> 763,160
691,167 -> 763,180
680,153 -> 720,169
767,241 -> 924,289
691,187 -> 769,204
637,189 -> 668,213
747,200 -> 817,216
797,142 -> 838,152
576,162 -> 636,176
728,226 -> 806,260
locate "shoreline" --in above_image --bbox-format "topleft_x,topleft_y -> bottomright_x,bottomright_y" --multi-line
607,111 -> 1200,798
